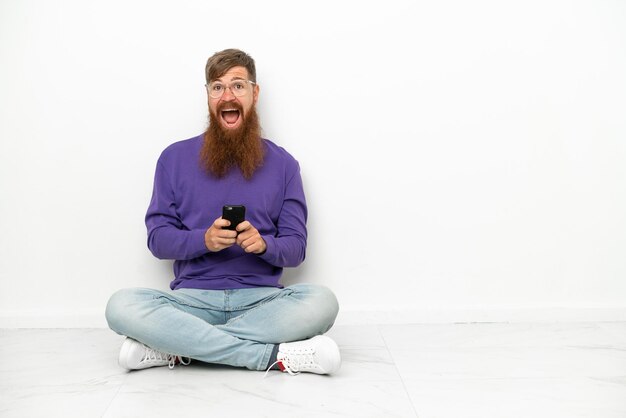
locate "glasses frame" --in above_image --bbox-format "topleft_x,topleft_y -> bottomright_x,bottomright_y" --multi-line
205,79 -> 256,99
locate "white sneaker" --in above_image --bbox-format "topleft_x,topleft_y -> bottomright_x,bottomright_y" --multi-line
272,335 -> 341,375
118,337 -> 191,370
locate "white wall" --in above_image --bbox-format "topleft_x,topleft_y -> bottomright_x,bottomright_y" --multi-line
1,0 -> 625,327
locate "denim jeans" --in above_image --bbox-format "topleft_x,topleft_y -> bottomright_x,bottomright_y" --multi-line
105,284 -> 339,371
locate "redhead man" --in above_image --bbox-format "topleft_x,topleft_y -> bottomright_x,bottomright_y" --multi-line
105,49 -> 340,375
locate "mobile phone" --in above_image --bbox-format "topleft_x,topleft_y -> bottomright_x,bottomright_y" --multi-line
222,205 -> 246,231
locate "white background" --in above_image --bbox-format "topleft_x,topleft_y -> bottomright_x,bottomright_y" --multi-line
1,0 -> 625,326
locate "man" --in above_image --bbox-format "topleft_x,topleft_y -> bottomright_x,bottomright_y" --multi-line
105,49 -> 341,375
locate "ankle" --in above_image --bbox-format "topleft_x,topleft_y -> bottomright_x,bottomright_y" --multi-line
267,344 -> 281,370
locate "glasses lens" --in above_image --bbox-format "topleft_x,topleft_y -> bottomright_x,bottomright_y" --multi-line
208,82 -> 224,99
230,81 -> 250,97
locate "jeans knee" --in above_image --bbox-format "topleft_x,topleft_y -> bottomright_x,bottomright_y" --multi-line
290,284 -> 339,333
105,288 -> 143,334
317,285 -> 339,323
318,285 -> 339,331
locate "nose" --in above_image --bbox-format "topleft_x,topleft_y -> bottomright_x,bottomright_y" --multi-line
221,86 -> 236,101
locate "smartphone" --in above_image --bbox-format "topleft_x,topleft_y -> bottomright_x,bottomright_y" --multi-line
222,205 -> 246,231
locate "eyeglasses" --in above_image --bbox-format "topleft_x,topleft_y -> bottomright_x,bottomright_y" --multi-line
205,79 -> 256,99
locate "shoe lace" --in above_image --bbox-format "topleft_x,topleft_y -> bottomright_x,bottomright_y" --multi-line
142,347 -> 191,370
168,355 -> 191,370
264,347 -> 315,377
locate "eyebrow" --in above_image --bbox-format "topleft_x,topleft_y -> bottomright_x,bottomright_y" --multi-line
214,75 -> 246,83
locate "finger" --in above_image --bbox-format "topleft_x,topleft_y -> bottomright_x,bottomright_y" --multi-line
218,229 -> 238,239
214,217 -> 231,229
244,240 -> 264,254
218,235 -> 237,244
238,231 -> 261,248
241,235 -> 260,250
241,239 -> 255,253
236,229 -> 253,243
236,221 -> 251,233
213,240 -> 235,251
238,235 -> 251,248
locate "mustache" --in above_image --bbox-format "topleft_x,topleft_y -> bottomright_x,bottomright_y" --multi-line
216,100 -> 244,113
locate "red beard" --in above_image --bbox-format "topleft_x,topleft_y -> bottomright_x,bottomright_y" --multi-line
200,101 -> 264,179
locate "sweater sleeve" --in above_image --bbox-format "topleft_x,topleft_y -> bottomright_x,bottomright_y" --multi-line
145,160 -> 209,260
259,161 -> 308,267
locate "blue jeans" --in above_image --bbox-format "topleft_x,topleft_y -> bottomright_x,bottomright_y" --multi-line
105,284 -> 339,371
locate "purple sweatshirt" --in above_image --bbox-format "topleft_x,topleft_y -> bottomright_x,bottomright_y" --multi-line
145,134 -> 307,290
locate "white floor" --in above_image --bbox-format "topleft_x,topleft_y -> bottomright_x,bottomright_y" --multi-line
1,322 -> 625,417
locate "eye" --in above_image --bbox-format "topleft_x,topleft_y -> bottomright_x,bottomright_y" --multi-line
233,81 -> 246,90
211,83 -> 223,92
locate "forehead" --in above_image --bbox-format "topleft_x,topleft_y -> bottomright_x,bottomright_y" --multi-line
214,66 -> 249,82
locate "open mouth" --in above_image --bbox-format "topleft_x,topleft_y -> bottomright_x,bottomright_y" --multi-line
220,108 -> 241,127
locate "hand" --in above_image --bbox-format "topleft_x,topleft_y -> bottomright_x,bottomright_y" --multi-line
236,221 -> 267,254
204,217 -> 238,252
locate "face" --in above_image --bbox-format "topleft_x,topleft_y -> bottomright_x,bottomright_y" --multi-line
207,66 -> 260,131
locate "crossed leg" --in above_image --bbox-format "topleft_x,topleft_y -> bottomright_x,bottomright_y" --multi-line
105,284 -> 339,370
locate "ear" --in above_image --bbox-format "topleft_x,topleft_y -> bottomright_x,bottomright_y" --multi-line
253,84 -> 260,105
205,85 -> 211,105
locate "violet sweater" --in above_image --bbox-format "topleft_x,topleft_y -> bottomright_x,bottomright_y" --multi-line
145,134 -> 307,290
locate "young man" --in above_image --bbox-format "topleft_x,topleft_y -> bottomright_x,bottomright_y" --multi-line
105,49 -> 340,375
